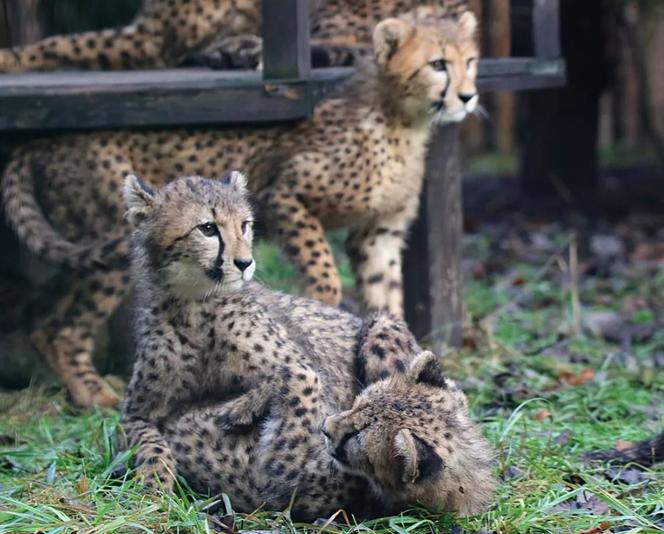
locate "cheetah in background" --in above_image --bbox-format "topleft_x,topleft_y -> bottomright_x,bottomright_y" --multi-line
121,173 -> 495,519
0,0 -> 470,72
2,14 -> 479,406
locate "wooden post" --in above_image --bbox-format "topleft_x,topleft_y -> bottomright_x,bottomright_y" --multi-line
3,0 -> 42,44
511,0 -> 560,59
404,125 -> 463,350
262,0 -> 311,81
0,0 -> 42,279
516,0 -> 605,201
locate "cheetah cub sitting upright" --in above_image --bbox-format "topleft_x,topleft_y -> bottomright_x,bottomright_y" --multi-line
121,173 -> 495,518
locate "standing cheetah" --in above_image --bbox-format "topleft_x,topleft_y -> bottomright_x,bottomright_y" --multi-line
0,0 -> 470,72
2,14 -> 479,406
121,173 -> 495,518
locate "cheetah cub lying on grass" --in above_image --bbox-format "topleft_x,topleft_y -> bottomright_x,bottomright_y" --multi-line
121,173 -> 495,519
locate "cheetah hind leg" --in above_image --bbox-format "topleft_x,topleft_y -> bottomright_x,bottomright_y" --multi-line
356,312 -> 423,386
264,185 -> 342,306
31,269 -> 130,407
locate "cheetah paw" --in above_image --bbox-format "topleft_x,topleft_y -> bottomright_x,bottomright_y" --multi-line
0,49 -> 21,72
68,377 -> 120,408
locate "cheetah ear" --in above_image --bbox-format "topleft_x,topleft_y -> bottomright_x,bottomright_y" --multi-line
408,351 -> 449,388
123,174 -> 155,227
220,170 -> 248,193
394,429 -> 444,485
458,11 -> 478,37
373,18 -> 415,66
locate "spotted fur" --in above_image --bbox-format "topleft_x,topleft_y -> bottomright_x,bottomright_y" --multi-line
2,15 -> 479,406
121,174 -> 495,519
0,0 -> 470,72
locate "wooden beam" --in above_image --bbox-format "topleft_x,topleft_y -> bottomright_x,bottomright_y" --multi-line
0,68 -> 345,131
262,0 -> 311,81
510,0 -> 561,59
404,125 -> 463,350
533,0 -> 561,59
4,0 -> 42,44
0,58 -> 565,131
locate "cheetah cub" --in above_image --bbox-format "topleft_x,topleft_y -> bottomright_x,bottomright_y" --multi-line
165,351 -> 495,519
121,173 -> 495,517
121,172 -> 412,490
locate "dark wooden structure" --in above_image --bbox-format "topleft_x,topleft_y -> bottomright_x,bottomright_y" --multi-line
516,0 -> 605,202
0,0 -> 565,351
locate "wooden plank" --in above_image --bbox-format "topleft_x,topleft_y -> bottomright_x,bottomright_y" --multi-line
4,0 -> 42,44
262,0 -> 311,81
0,58 -> 566,131
533,0 -> 561,59
0,69 -> 350,131
519,0 -> 604,199
510,0 -> 561,59
404,125 -> 463,350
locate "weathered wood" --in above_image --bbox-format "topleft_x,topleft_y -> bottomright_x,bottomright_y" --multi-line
519,0 -> 604,200
4,0 -> 42,44
511,0 -> 561,59
533,0 -> 561,59
0,68 -> 347,131
0,58 -> 565,131
404,125 -> 463,350
262,0 -> 311,81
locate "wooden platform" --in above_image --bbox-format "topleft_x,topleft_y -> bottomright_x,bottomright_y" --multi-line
0,58 -> 564,131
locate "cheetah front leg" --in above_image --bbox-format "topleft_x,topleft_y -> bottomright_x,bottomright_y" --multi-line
263,185 -> 342,306
121,336 -> 187,491
347,216 -> 411,317
0,24 -> 162,73
31,268 -> 129,407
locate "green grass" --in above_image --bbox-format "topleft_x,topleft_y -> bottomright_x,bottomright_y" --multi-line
0,236 -> 663,533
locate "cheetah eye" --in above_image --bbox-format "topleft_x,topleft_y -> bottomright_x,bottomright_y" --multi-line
198,222 -> 218,237
430,59 -> 447,72
241,220 -> 253,235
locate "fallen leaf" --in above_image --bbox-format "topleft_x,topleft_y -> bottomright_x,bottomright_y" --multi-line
576,521 -> 611,534
582,311 -> 625,341
555,429 -> 572,446
75,477 -> 89,495
615,440 -> 634,451
535,410 -> 552,422
560,368 -> 595,386
591,234 -> 624,258
630,242 -> 664,262
606,467 -> 646,485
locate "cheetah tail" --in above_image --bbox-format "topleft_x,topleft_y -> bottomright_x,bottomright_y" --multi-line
585,430 -> 664,467
2,154 -> 128,270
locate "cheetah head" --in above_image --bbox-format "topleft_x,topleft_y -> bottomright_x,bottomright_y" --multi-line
123,172 -> 255,300
322,351 -> 495,516
373,12 -> 479,124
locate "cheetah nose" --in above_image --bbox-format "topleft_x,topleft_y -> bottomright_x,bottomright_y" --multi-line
234,258 -> 253,272
459,93 -> 476,104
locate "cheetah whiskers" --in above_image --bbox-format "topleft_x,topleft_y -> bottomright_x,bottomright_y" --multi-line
472,104 -> 491,122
